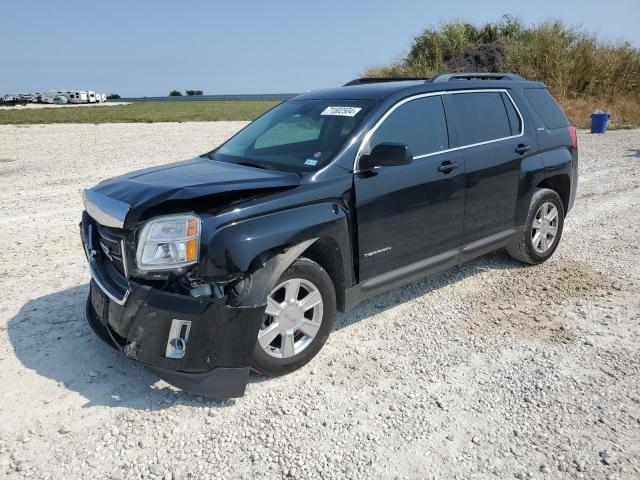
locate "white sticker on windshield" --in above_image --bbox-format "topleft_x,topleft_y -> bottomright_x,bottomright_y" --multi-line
321,106 -> 362,117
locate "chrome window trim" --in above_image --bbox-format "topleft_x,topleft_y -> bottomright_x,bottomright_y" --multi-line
353,88 -> 525,171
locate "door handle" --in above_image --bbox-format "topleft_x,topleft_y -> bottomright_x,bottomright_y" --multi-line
515,144 -> 532,155
437,161 -> 460,174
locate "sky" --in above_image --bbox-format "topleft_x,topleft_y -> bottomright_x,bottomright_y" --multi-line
2,0 -> 639,97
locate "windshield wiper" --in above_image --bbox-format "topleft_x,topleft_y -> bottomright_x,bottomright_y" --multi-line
237,161 -> 273,171
207,152 -> 275,171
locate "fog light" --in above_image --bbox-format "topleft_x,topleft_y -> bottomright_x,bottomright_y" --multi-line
165,319 -> 191,359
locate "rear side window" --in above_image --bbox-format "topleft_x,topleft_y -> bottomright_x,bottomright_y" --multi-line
501,92 -> 522,136
368,95 -> 449,157
524,88 -> 569,129
449,92 -> 512,146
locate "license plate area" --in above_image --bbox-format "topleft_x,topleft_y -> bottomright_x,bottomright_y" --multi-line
90,281 -> 109,325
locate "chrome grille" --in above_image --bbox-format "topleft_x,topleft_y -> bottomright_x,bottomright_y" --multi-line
100,238 -> 121,257
95,224 -> 128,275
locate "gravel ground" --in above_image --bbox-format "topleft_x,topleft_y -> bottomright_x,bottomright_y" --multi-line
0,124 -> 639,480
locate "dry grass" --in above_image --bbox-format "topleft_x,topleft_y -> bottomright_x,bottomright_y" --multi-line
559,96 -> 640,129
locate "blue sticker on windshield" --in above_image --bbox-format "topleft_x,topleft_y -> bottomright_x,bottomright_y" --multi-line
304,159 -> 318,166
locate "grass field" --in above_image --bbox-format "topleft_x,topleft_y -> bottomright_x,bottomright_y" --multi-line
1,97 -> 636,129
0,101 -> 278,125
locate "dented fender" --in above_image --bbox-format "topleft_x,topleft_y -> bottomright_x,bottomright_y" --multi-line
229,238 -> 318,306
200,202 -> 353,283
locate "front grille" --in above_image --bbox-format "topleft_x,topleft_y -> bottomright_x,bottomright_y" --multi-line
95,223 -> 129,276
99,238 -> 121,257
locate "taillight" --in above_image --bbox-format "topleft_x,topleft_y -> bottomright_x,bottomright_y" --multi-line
568,125 -> 578,149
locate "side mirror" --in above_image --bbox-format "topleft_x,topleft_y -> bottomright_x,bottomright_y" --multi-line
359,142 -> 413,170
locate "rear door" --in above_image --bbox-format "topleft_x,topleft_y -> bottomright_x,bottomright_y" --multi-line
354,94 -> 465,281
446,90 -> 537,249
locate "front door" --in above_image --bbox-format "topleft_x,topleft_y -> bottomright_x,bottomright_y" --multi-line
354,94 -> 465,281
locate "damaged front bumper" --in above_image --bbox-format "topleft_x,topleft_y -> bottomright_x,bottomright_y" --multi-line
81,218 -> 265,399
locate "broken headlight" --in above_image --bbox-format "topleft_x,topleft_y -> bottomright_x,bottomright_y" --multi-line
136,214 -> 200,271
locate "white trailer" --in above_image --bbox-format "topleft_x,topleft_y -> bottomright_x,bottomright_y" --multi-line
67,91 -> 88,104
86,91 -> 97,103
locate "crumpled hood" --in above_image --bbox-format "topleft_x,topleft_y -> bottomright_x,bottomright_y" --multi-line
83,157 -> 301,229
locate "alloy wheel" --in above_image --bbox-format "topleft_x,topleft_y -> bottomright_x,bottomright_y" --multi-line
531,201 -> 559,254
258,278 -> 324,359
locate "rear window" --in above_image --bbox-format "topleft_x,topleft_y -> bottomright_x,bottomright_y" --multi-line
449,92 -> 513,146
524,88 -> 569,130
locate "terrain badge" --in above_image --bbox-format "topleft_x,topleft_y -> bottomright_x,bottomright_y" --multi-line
364,246 -> 392,258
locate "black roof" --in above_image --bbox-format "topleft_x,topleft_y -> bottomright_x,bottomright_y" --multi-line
295,73 -> 544,102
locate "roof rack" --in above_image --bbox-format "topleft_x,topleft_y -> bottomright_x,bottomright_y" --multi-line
343,72 -> 524,87
429,72 -> 524,83
343,77 -> 431,87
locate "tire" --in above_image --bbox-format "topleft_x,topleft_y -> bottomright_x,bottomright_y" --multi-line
251,257 -> 336,376
507,188 -> 565,265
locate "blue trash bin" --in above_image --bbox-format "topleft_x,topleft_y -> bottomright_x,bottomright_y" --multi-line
590,111 -> 611,134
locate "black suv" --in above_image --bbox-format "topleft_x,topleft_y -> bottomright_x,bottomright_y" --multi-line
81,73 -> 578,398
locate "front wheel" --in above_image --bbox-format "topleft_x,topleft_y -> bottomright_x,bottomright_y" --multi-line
507,188 -> 565,265
251,258 -> 336,376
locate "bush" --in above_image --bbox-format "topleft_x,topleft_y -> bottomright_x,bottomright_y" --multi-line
364,16 -> 640,101
169,90 -> 183,96
446,43 -> 505,72
106,94 -> 120,100
186,90 -> 203,96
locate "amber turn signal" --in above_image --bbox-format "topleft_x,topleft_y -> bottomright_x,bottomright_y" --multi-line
186,239 -> 198,262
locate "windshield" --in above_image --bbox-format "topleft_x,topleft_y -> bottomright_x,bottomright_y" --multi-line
213,99 -> 374,172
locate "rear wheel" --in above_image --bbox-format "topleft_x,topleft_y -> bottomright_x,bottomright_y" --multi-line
507,188 -> 565,264
251,258 -> 336,376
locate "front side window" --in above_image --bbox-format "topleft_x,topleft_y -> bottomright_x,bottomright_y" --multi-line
214,99 -> 374,172
366,95 -> 449,158
449,92 -> 513,146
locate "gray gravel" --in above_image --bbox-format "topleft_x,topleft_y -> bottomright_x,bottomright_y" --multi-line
0,123 -> 639,479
